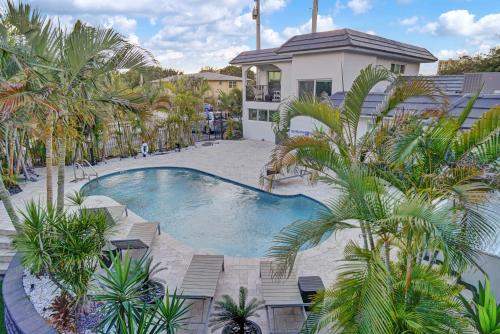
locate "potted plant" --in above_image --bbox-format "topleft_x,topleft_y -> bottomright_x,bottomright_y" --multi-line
209,286 -> 264,334
140,254 -> 166,304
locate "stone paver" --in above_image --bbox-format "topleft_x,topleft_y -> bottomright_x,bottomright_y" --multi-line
1,140 -> 360,333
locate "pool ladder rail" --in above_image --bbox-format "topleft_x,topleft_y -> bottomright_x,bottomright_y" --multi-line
72,159 -> 99,183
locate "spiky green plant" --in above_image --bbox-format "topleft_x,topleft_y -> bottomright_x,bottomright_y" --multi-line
95,252 -> 148,333
460,277 -> 500,334
65,189 -> 87,206
209,286 -> 264,334
13,201 -> 110,306
156,289 -> 192,334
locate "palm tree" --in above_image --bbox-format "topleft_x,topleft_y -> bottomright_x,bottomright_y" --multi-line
209,286 -> 264,334
302,242 -> 470,334
2,2 -> 155,212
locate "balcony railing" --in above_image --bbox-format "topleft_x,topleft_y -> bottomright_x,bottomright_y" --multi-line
246,85 -> 281,102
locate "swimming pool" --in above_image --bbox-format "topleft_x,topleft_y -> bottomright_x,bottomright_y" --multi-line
82,167 -> 327,257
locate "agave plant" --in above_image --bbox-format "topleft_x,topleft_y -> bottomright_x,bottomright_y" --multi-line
460,277 -> 500,334
209,286 -> 264,334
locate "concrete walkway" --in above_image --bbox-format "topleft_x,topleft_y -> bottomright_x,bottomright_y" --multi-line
1,140 -> 360,333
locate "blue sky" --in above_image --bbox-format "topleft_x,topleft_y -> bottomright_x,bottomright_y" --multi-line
25,0 -> 500,73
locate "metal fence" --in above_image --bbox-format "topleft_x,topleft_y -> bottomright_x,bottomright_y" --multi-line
94,120 -> 226,160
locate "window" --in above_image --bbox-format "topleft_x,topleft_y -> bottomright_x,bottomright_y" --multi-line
229,81 -> 237,88
249,108 -> 258,120
390,64 -> 406,74
248,109 -> 278,122
299,80 -> 332,98
258,109 -> 268,121
268,109 -> 278,122
298,80 -> 315,98
315,80 -> 332,97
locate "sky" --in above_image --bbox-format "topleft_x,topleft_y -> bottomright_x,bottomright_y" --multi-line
23,0 -> 500,74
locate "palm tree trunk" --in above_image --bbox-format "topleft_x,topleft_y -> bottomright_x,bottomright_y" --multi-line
366,224 -> 375,250
46,131 -> 54,207
0,173 -> 20,227
404,254 -> 413,297
56,136 -> 66,212
384,240 -> 391,273
359,222 -> 369,250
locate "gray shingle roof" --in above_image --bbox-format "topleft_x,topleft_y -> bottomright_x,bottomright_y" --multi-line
154,72 -> 242,82
398,75 -> 465,94
229,48 -> 292,65
275,29 -> 437,62
330,92 -> 500,129
449,94 -> 500,128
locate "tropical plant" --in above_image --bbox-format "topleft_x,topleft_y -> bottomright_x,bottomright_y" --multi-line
209,286 -> 264,334
50,292 -> 77,332
301,242 -> 470,334
156,289 -> 192,334
115,303 -> 162,334
266,66 -> 498,333
13,201 -> 110,306
95,252 -> 149,333
460,277 -> 500,334
1,1 -> 154,212
65,189 -> 87,206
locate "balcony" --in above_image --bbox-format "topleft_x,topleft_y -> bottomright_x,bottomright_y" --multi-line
246,84 -> 281,103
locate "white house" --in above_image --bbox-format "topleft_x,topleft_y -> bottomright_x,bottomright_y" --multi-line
230,28 -> 437,142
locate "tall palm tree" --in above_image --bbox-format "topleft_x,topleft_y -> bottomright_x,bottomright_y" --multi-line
0,78 -> 56,227
2,2 -> 155,212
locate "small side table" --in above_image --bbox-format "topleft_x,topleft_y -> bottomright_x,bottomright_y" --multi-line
298,276 -> 325,303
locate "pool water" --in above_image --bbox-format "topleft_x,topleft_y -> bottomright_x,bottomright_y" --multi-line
82,168 -> 327,257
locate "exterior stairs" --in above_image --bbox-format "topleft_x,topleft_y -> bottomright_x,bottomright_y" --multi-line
0,229 -> 16,275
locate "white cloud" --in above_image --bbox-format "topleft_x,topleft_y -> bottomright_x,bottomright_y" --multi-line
262,0 -> 288,13
399,16 -> 418,27
365,30 -> 376,35
419,10 -> 500,46
101,15 -> 137,33
127,33 -> 140,45
347,0 -> 372,14
27,0 -> 336,72
283,15 -> 336,39
436,48 -> 468,59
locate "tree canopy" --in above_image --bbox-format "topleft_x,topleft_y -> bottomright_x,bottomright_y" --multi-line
438,47 -> 500,75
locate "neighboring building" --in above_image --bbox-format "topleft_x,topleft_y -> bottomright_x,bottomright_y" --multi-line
230,28 -> 437,142
438,59 -> 460,73
154,72 -> 243,101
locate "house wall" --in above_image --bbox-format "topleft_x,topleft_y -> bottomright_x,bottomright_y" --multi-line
205,80 -> 242,101
241,51 -> 422,142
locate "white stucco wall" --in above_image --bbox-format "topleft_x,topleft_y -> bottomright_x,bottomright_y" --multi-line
241,51 -> 424,142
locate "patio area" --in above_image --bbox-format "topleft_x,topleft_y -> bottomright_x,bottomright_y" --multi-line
0,139 -> 360,334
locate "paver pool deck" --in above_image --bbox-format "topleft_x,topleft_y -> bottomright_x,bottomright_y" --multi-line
0,139 -> 360,334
